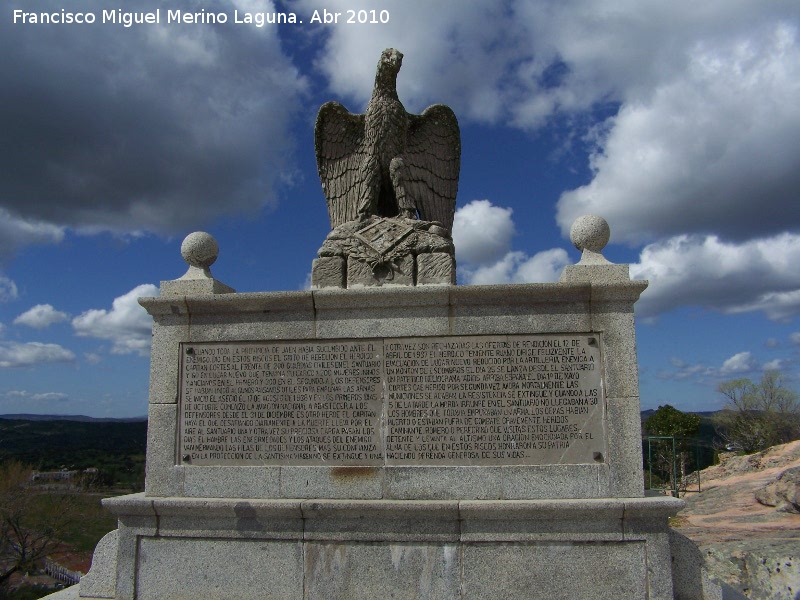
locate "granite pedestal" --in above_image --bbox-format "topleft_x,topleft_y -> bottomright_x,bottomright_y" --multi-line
63,230 -> 730,599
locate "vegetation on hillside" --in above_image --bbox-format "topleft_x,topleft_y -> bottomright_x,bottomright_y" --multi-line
0,462 -> 85,597
643,404 -> 702,496
0,419 -> 146,490
714,370 -> 800,454
0,418 -> 141,599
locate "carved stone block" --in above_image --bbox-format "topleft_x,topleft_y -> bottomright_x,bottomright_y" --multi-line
416,253 -> 456,285
311,257 -> 345,289
347,255 -> 414,288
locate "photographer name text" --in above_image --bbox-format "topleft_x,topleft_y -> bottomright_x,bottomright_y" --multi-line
12,8 -> 389,27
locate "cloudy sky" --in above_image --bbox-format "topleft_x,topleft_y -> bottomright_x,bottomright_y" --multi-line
1,0 -> 799,418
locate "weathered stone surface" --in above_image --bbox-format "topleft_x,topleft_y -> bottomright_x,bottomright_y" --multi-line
315,49 -> 460,233
160,232 -> 235,297
65,496 -> 701,600
314,47 -> 459,289
347,252 -> 414,287
177,334 -> 605,468
673,441 -> 800,599
78,529 -> 118,598
144,403 -> 182,497
305,542 -> 461,600
311,256 -> 345,289
755,465 -> 800,513
136,538 -> 303,600
462,541 -> 648,599
42,586 -> 80,599
135,282 -> 654,500
417,252 -> 456,285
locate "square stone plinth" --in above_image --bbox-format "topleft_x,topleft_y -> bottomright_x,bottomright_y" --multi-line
311,256 -> 346,289
347,255 -> 414,288
417,253 -> 456,285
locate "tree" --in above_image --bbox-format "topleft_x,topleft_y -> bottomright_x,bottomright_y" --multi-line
643,405 -> 701,496
714,370 -> 800,454
0,461 -> 81,596
644,404 -> 702,438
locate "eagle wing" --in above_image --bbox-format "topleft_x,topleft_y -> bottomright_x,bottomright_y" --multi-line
315,101 -> 366,229
404,104 -> 461,233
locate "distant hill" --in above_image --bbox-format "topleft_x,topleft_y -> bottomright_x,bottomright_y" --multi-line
0,417 -> 148,488
0,413 -> 147,423
640,408 -> 719,421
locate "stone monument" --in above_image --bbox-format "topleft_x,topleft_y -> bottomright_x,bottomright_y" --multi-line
312,48 -> 460,289
52,49 -> 738,599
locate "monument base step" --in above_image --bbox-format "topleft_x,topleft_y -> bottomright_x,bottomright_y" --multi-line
60,494 -> 733,600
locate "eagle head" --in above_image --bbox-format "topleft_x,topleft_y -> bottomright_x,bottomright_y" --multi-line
379,48 -> 403,75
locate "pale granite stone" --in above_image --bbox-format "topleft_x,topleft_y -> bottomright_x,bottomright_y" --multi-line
313,286 -> 450,338
304,542 -> 461,600
462,541 -> 648,599
280,466 -> 383,499
79,209 -> 732,599
182,291 -> 315,341
417,252 -> 456,285
43,586 -> 80,599
78,529 -> 118,598
311,256 -> 345,289
183,466 -> 281,499
301,499 -> 459,542
570,214 -> 611,253
606,396 -> 647,498
500,464 -> 607,499
560,263 -> 631,282
143,403 -> 183,497
347,253 -> 414,288
160,232 -> 235,297
459,498 -> 625,543
384,466 -> 504,500
136,538 -> 303,600
143,313 -> 187,405
448,283 -> 592,335
160,277 -> 235,296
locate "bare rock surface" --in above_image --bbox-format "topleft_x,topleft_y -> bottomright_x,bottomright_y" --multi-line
673,440 -> 800,599
755,466 -> 800,514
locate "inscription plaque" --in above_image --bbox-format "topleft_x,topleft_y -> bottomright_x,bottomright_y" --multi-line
178,334 -> 605,466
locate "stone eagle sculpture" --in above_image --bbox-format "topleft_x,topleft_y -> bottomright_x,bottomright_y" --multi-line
315,48 -> 461,233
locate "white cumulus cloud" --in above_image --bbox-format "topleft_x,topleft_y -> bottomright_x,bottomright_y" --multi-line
453,200 -> 570,285
453,200 -> 516,265
13,304 -> 69,329
0,342 -> 76,368
557,22 -> 800,244
720,351 -> 758,375
631,233 -> 800,320
72,284 -> 158,356
660,350 -> 767,384
462,249 -> 570,286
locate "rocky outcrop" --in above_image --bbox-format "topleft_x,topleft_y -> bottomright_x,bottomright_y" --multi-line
674,440 -> 800,599
754,465 -> 800,514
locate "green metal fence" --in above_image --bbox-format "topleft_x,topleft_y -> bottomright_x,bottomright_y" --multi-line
644,436 -> 704,496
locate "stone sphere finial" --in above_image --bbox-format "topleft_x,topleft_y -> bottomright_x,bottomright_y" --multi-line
570,215 -> 610,253
180,232 -> 219,269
